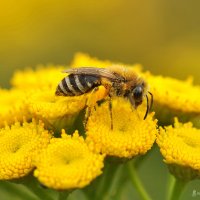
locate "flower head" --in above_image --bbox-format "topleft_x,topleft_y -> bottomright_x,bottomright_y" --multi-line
27,89 -> 87,118
25,85 -> 109,131
34,130 -> 105,190
0,120 -> 51,180
146,73 -> 200,114
157,118 -> 200,180
86,97 -> 157,158
25,89 -> 87,130
0,89 -> 30,127
11,65 -> 66,90
71,52 -> 114,68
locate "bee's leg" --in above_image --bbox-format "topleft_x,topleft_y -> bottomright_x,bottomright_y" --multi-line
84,106 -> 91,128
108,95 -> 113,130
84,87 -> 99,128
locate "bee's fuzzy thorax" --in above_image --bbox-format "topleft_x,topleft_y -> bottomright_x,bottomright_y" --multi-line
108,65 -> 139,81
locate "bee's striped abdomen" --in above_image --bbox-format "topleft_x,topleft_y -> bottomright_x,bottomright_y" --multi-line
56,74 -> 101,96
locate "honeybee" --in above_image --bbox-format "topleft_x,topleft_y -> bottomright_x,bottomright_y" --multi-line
55,66 -> 153,128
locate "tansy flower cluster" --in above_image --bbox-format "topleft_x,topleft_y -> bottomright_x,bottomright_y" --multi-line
0,53 -> 200,200
0,53 -> 157,191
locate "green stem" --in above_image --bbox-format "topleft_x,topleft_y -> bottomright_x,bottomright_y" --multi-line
1,181 -> 37,200
126,160 -> 152,200
134,146 -> 155,170
18,176 -> 54,200
102,164 -> 123,200
167,175 -> 187,200
23,182 -> 54,200
58,191 -> 70,200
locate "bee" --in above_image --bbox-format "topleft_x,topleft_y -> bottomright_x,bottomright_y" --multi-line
55,66 -> 153,129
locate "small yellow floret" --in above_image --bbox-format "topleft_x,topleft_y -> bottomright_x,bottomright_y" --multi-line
11,65 -> 66,90
157,118 -> 200,180
26,85 -> 109,130
27,89 -> 87,119
86,97 -> 157,158
0,89 -> 30,127
146,73 -> 200,113
0,120 -> 51,180
34,130 -> 104,190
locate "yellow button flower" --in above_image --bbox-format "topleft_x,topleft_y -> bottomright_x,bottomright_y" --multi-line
146,72 -> 200,113
0,120 -> 51,180
26,85 -> 108,131
34,130 -> 105,190
11,65 -> 66,90
0,89 -> 30,128
86,97 -> 157,158
27,89 -> 87,118
71,52 -> 114,68
157,118 -> 200,180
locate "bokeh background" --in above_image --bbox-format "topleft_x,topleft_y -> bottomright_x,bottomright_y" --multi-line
0,1 -> 200,200
1,0 -> 200,87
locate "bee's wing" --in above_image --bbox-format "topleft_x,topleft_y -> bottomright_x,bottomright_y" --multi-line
62,67 -> 124,81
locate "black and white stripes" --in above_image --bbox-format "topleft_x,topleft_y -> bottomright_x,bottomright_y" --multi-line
56,74 -> 100,96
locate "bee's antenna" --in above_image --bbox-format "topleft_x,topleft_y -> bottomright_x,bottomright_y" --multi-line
144,94 -> 149,120
148,91 -> 153,110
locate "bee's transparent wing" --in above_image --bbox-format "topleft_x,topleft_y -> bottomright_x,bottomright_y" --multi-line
63,67 -> 124,81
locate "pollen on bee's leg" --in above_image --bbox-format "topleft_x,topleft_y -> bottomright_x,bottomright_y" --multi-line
86,86 -> 107,107
85,86 -> 109,129
86,88 -> 98,107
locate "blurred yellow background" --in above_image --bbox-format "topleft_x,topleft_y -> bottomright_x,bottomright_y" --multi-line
1,0 -> 200,87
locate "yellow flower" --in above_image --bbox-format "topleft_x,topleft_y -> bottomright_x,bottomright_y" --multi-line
0,120 -> 51,180
86,97 -> 157,158
34,130 -> 105,190
11,65 -> 66,90
71,52 -> 114,68
25,89 -> 87,130
0,89 -> 30,127
27,89 -> 87,118
157,118 -> 200,180
25,85 -> 108,131
71,52 -> 142,74
146,73 -> 200,113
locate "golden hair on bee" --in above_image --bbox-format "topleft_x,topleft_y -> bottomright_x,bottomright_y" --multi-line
107,65 -> 138,80
55,66 -> 153,128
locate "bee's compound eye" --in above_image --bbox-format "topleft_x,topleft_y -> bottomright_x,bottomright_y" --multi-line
133,86 -> 143,99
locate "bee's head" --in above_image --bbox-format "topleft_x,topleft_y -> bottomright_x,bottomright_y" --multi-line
125,79 -> 146,108
127,78 -> 148,105
132,84 -> 144,107
128,79 -> 153,120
